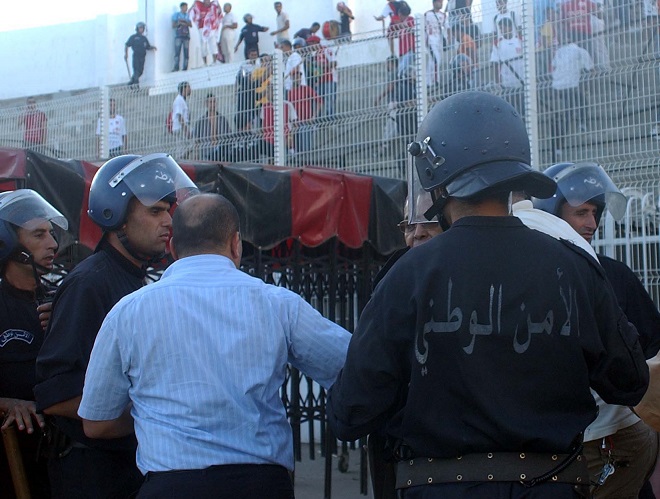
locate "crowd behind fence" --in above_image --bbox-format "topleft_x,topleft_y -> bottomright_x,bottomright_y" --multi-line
1,0 -> 660,301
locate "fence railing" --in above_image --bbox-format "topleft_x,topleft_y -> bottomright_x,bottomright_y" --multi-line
1,1 -> 660,303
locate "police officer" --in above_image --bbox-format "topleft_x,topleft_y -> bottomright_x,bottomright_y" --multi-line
534,161 -> 660,499
0,190 -> 68,498
327,91 -> 649,498
34,154 -> 197,498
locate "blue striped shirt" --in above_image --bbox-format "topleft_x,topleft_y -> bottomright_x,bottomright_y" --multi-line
78,254 -> 351,474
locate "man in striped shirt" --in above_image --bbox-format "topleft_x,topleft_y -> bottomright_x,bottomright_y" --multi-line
78,193 -> 351,499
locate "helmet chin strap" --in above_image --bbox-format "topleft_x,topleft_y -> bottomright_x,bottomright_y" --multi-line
116,229 -> 165,266
10,247 -> 49,300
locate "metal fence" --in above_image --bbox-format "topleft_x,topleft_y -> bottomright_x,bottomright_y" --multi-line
1,0 -> 660,300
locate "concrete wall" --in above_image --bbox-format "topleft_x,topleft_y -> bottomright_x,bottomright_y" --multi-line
0,0 -> 511,100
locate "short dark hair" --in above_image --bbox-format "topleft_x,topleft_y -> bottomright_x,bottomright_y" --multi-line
280,39 -> 292,49
178,81 -> 190,94
172,194 -> 240,257
311,22 -> 320,29
180,2 -> 187,7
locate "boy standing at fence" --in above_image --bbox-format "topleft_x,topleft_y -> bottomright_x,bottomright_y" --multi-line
172,2 -> 192,71
96,98 -> 127,159
125,22 -> 157,87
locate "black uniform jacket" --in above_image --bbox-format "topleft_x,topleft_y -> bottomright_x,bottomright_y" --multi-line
598,254 -> 660,359
34,239 -> 145,451
328,216 -> 649,459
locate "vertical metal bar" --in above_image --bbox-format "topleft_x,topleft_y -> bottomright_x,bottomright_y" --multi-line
99,86 -> 109,160
272,49 -> 285,166
522,0 -> 540,169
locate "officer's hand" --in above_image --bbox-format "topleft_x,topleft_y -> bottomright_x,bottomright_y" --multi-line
37,301 -> 52,331
1,399 -> 45,434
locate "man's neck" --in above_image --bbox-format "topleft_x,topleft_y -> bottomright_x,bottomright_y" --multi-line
105,232 -> 147,269
3,262 -> 38,292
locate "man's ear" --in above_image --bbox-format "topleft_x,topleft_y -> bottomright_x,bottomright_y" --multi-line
170,237 -> 179,261
230,231 -> 242,265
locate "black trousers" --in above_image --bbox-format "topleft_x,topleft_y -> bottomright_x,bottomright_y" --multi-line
48,446 -> 143,499
131,55 -> 146,84
137,463 -> 294,499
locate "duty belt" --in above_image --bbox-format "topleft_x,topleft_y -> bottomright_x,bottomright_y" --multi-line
395,452 -> 589,489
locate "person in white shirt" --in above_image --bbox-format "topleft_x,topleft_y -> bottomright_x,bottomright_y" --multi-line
172,81 -> 192,159
490,17 -> 525,116
424,0 -> 447,89
550,33 -> 594,160
270,2 -> 290,48
219,3 -> 238,63
96,98 -> 127,158
282,39 -> 306,93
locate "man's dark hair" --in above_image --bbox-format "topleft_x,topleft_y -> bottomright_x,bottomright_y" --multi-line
172,194 -> 240,257
280,40 -> 292,49
178,81 -> 190,95
311,22 -> 320,29
180,2 -> 187,7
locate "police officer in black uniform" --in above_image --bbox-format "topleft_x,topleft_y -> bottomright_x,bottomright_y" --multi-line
0,190 -> 68,498
34,154 -> 197,498
534,161 -> 660,498
327,91 -> 649,498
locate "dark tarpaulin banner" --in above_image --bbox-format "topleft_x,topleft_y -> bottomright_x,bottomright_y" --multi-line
0,150 -> 406,257
214,163 -> 293,249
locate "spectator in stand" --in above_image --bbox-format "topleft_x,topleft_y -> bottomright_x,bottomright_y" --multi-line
235,14 -> 269,60
376,1 -> 405,55
270,2 -> 290,48
282,39 -> 307,96
446,0 -> 472,42
219,3 -> 238,63
96,98 -> 127,158
124,22 -> 157,87
194,93 -> 232,160
190,0 -> 222,65
19,97 -> 47,150
493,0 -> 520,39
288,70 -> 323,160
294,22 -> 321,42
560,0 -> 598,55
259,86 -> 297,162
550,29 -> 594,160
172,81 -> 193,159
490,17 -> 525,116
254,53 -> 274,109
316,37 -> 338,117
395,65 -> 417,158
425,0 -> 447,91
450,15 -> 478,87
336,2 -> 354,41
302,35 -> 322,90
390,3 -> 415,77
236,48 -> 260,131
172,2 -> 192,71
374,55 -> 399,156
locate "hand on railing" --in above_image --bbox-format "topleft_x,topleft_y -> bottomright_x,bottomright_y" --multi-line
1,398 -> 46,434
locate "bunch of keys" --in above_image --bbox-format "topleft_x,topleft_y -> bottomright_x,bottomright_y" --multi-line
597,462 -> 615,486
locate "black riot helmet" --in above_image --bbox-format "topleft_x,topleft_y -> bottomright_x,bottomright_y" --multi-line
0,189 -> 68,264
533,161 -> 627,225
88,153 -> 198,231
408,91 -> 556,219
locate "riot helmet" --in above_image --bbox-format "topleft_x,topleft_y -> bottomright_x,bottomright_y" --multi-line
88,153 -> 198,231
408,91 -> 555,219
533,161 -> 627,224
0,189 -> 68,263
136,22 -> 146,32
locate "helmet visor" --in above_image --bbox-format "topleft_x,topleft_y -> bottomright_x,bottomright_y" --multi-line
553,162 -> 627,221
408,156 -> 438,223
109,153 -> 199,206
0,189 -> 68,230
